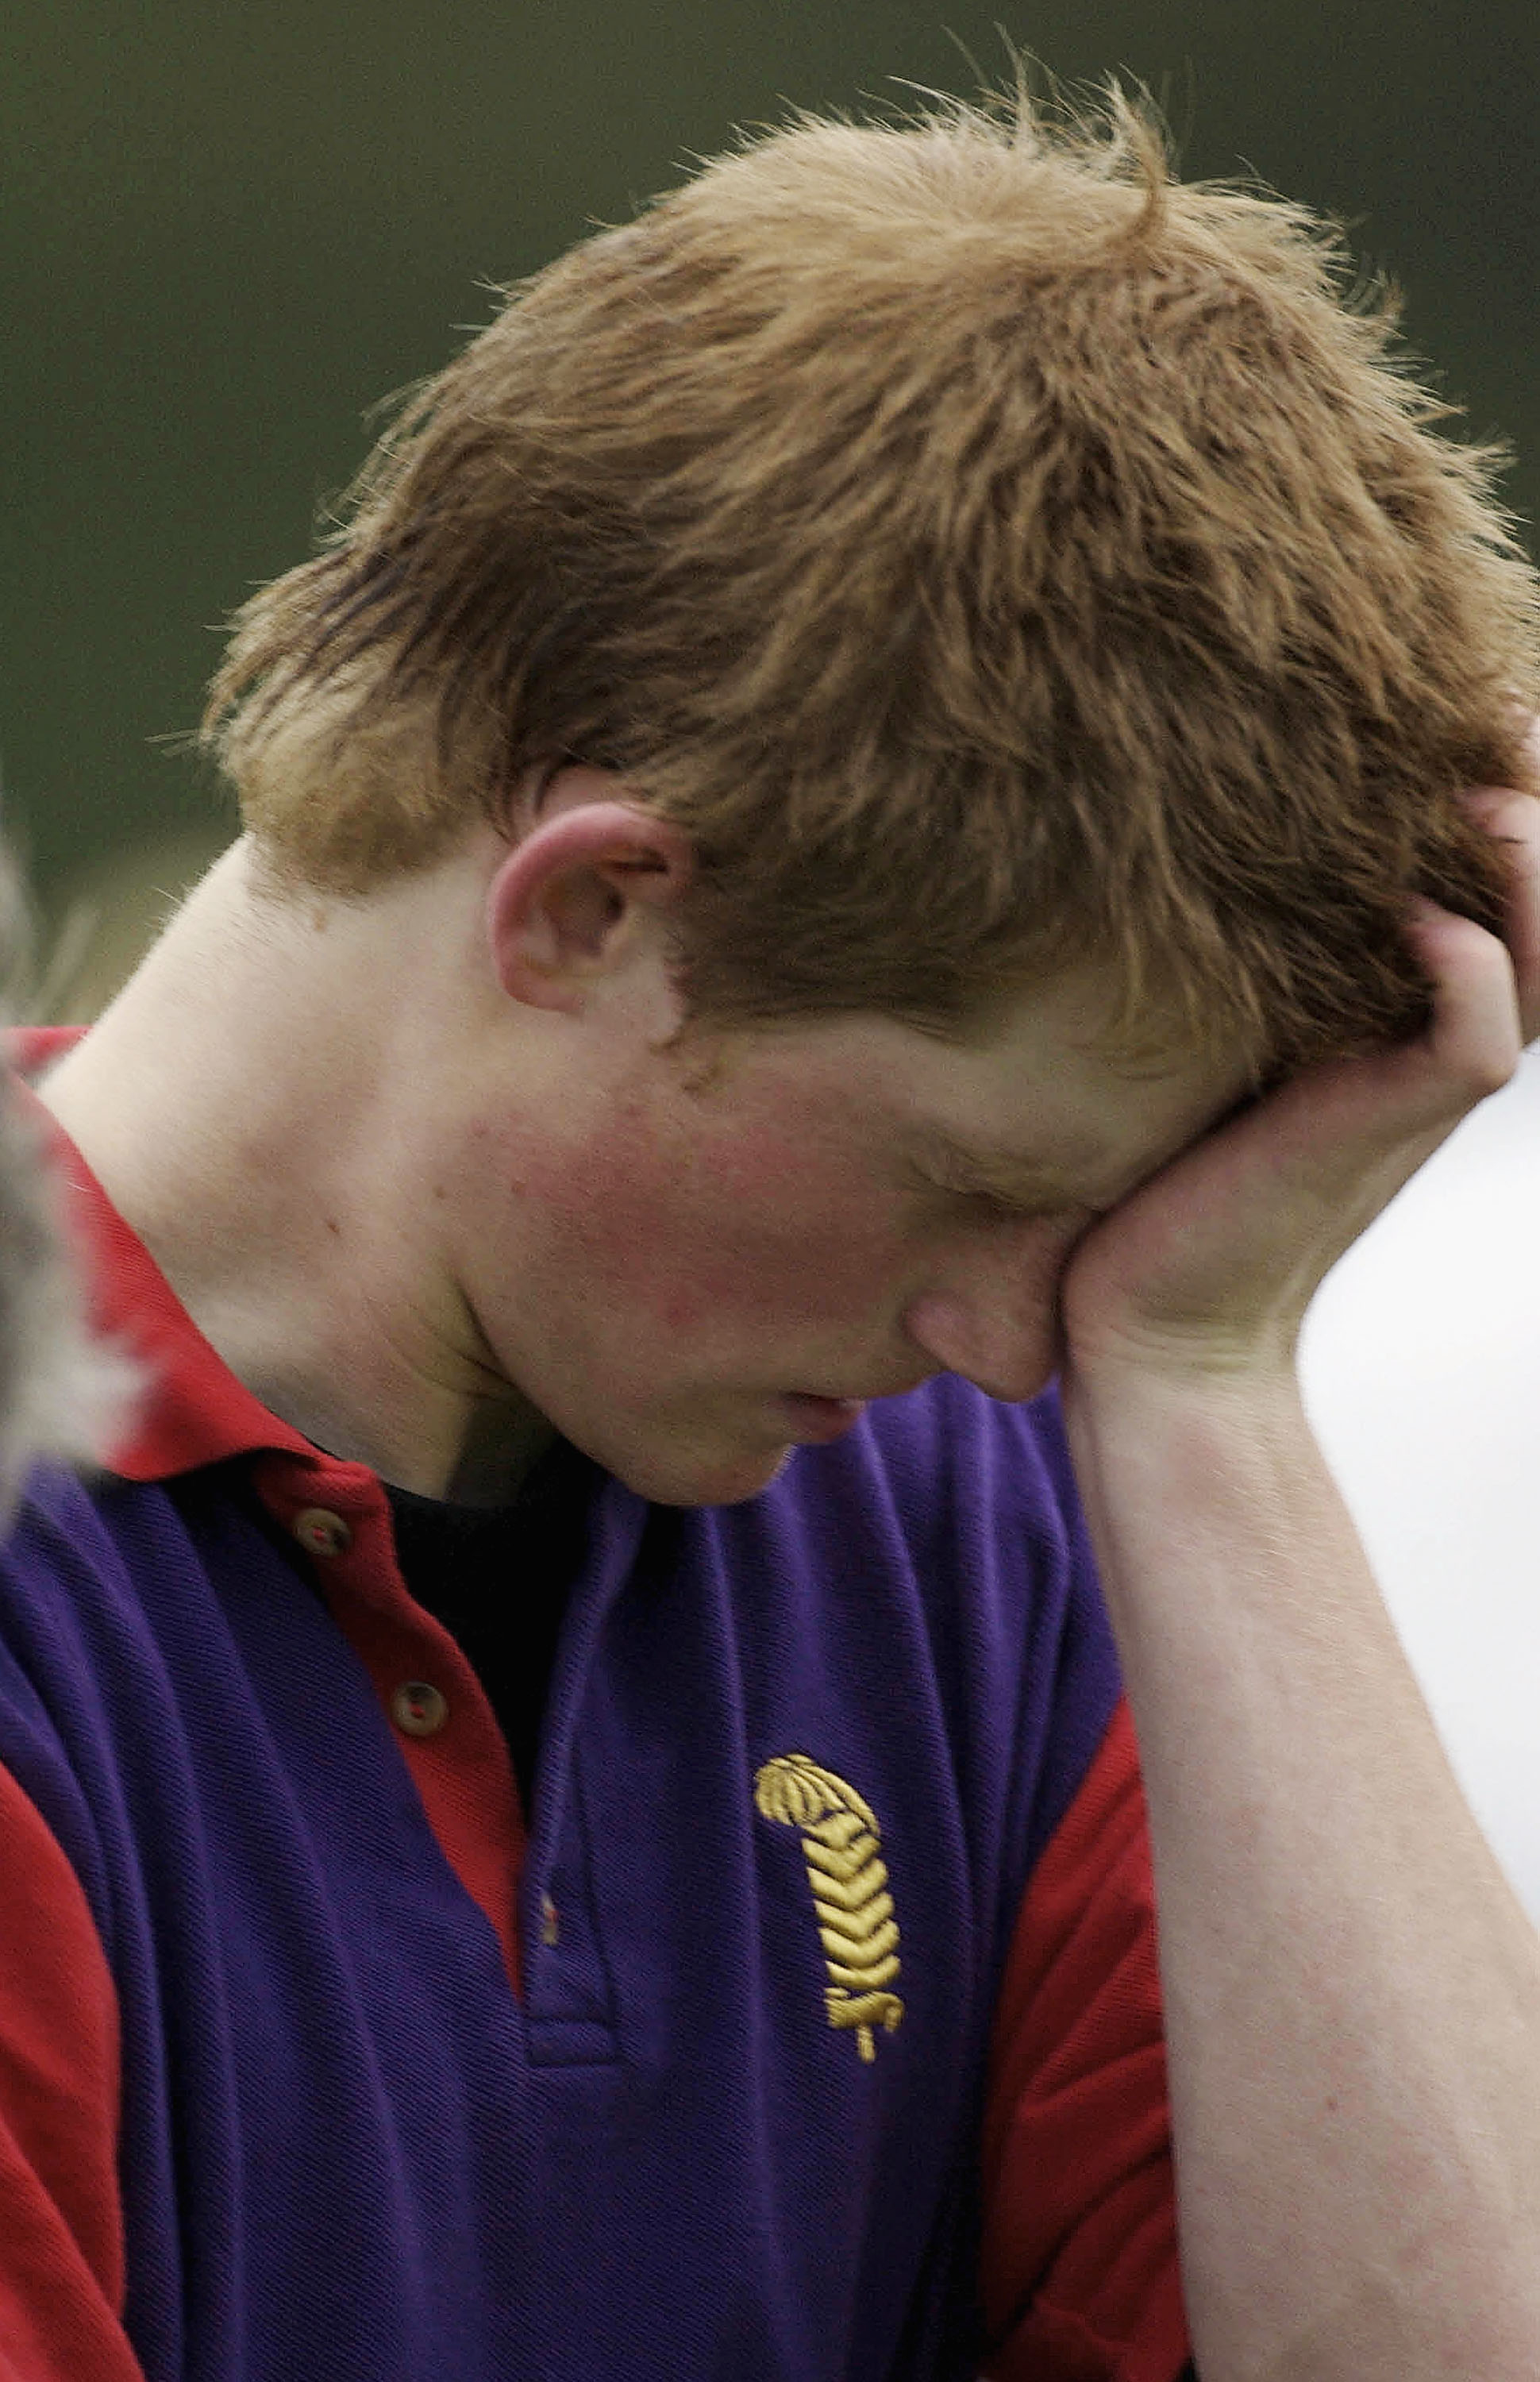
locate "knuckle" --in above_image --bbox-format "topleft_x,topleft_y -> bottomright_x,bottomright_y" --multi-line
1459,1046 -> 1519,1101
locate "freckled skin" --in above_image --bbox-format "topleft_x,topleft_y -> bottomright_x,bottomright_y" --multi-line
452,1004 -> 1245,1507
545,1097 -> 904,1341
501,1064 -> 913,1371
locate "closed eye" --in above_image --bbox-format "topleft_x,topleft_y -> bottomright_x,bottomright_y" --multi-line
968,1187 -> 1062,1223
911,1163 -> 1099,1227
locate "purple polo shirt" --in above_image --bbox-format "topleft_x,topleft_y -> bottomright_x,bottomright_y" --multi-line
0,1036 -> 1187,2381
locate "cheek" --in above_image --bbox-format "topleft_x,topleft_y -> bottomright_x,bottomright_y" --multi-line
519,1104 -> 907,1338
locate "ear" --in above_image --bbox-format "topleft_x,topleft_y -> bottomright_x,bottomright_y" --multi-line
486,784 -> 694,1016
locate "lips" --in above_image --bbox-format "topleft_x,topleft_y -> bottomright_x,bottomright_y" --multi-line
795,1370 -> 934,1405
780,1393 -> 868,1442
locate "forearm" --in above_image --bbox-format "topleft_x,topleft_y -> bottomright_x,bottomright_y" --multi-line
1064,1367 -> 1540,2381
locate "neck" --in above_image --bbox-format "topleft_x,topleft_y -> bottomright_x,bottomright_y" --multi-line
38,834 -> 556,1500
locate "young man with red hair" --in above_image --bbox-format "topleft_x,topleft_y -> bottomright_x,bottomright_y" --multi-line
5,87 -> 1540,2382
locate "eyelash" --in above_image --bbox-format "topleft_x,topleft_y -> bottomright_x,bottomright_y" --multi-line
917,1173 -> 1053,1223
965,1188 -> 1035,1220
943,1181 -> 1111,1235
906,1158 -> 1103,1228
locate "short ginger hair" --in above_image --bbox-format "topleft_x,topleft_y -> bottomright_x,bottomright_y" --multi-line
203,83 -> 1540,1071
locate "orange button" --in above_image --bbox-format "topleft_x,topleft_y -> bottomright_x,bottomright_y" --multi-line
391,1681 -> 449,1739
294,1507 -> 351,1558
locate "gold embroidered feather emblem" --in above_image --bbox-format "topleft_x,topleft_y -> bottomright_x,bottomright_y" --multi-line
754,1754 -> 904,2062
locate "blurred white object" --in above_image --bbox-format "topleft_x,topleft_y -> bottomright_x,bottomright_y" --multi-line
0,836 -> 137,1507
1301,1047 -> 1540,1925
0,1074 -> 130,1508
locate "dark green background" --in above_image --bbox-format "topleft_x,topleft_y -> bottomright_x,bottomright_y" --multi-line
4,1 -> 1536,914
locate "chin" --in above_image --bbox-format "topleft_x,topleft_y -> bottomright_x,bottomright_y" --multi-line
603,1431 -> 795,1510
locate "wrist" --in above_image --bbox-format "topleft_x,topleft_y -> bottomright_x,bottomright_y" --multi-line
1061,1344 -> 1308,1451
1057,1356 -> 1369,1648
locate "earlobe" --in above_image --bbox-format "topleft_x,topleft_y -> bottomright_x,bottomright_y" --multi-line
485,799 -> 693,1015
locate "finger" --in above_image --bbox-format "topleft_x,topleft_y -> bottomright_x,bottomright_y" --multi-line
1403,898 -> 1523,1102
1456,787 -> 1540,1045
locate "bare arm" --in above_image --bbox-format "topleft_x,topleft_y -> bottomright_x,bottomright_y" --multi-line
1067,1373 -> 1540,2379
1059,784 -> 1540,2379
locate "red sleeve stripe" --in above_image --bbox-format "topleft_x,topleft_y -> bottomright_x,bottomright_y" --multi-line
0,1761 -> 145,2377
980,1698 -> 1190,2382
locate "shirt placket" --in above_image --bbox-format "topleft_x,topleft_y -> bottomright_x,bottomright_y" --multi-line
516,1476 -> 651,2063
253,1449 -> 529,1993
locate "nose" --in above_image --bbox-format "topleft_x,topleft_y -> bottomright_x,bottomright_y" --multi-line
900,1216 -> 1082,1404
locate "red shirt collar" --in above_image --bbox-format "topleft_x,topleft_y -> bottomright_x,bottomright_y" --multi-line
10,1028 -> 317,1482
